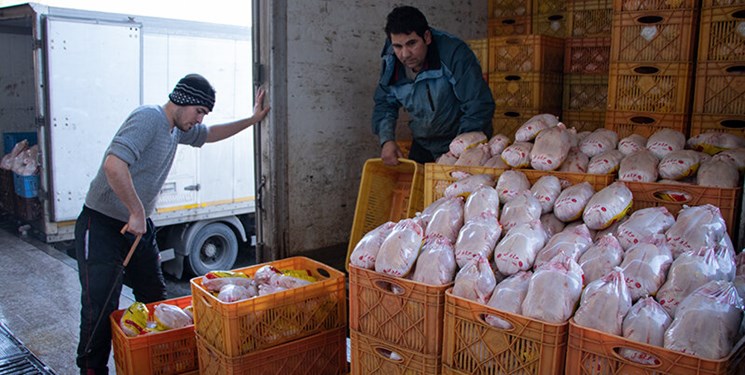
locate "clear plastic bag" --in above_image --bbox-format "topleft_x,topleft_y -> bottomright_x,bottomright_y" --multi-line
574,267 -> 632,336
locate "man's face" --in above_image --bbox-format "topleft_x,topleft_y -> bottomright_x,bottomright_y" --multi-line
174,105 -> 208,132
390,30 -> 431,73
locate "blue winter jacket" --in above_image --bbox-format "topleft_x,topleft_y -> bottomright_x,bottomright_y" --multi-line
372,28 -> 495,159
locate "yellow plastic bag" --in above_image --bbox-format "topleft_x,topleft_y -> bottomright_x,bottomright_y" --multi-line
120,302 -> 150,337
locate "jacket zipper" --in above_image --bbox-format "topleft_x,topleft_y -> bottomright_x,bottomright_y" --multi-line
426,84 -> 435,112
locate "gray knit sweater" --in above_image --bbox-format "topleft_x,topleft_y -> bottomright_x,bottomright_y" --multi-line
84,105 -> 208,222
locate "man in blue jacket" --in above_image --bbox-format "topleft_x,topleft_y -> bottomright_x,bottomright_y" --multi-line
372,5 -> 495,165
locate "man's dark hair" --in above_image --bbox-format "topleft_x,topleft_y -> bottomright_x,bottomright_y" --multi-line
385,6 -> 430,39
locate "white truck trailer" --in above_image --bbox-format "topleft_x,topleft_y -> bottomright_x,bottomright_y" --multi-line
0,3 -> 257,278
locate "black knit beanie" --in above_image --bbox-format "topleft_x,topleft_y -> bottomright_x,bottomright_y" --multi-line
169,74 -> 216,112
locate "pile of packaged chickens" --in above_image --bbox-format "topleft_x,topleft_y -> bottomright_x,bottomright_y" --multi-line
436,113 -> 745,188
350,114 -> 745,361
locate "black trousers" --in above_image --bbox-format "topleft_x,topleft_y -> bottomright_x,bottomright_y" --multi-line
74,206 -> 166,374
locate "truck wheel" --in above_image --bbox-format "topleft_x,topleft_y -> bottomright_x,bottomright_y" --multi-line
185,222 -> 238,276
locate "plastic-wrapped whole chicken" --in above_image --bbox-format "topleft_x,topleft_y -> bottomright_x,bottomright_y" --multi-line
697,159 -> 739,188
202,270 -> 255,293
12,145 -> 40,176
464,185 -> 500,222
687,132 -> 745,155
574,267 -> 632,336
218,284 -> 256,302
554,182 -> 595,222
349,221 -> 397,269
0,140 -> 28,171
579,233 -> 624,285
712,148 -> 745,172
658,150 -> 710,180
449,131 -> 488,157
495,170 -> 531,204
620,238 -> 673,302
455,143 -> 491,166
616,207 -> 675,251
530,175 -> 562,214
485,271 -> 533,329
618,134 -> 647,156
419,196 -> 450,229
646,129 -> 686,160
445,174 -> 496,198
593,215 -> 627,241
412,235 -> 457,286
454,212 -> 502,268
487,133 -> 511,156
534,224 -> 594,269
501,141 -> 534,168
714,234 -> 736,282
493,220 -> 547,275
514,113 -> 559,142
619,149 -> 659,182
540,213 -> 565,239
522,253 -> 584,324
530,124 -> 575,171
436,151 -> 458,165
578,128 -> 619,158
425,196 -> 465,243
483,154 -> 510,169
375,218 -> 425,277
154,303 -> 194,330
620,297 -> 672,365
557,147 -> 589,173
583,181 -> 633,230
587,150 -> 624,175
656,247 -> 722,318
452,254 -> 498,304
499,190 -> 543,232
664,280 -> 744,360
665,204 -> 728,258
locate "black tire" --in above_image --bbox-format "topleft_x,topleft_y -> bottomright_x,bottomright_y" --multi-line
185,222 -> 239,276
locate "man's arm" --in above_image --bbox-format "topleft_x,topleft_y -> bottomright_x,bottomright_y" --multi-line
372,83 -> 403,165
205,87 -> 270,143
451,43 -> 496,137
103,154 -> 146,235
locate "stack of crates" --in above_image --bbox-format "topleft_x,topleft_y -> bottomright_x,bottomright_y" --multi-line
533,0 -> 569,37
487,0 -> 532,37
562,0 -> 613,132
691,0 -> 745,138
606,0 -> 700,138
190,256 -> 348,375
488,34 -> 565,138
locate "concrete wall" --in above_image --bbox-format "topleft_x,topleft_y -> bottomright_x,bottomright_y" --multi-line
282,1 -> 488,254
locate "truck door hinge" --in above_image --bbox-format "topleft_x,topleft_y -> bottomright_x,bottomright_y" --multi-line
35,116 -> 45,127
184,184 -> 200,191
33,39 -> 42,50
253,63 -> 263,86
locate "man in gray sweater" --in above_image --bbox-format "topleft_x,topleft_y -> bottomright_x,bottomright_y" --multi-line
74,73 -> 270,375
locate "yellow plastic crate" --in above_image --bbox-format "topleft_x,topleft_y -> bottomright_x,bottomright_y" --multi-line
109,296 -> 197,375
350,329 -> 441,375
190,256 -> 346,357
345,158 -> 424,272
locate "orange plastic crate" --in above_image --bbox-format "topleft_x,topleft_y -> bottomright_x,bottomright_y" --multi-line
442,290 -> 568,375
489,0 -> 531,18
610,8 -> 699,63
196,327 -> 347,375
350,330 -> 441,375
563,74 -> 609,111
532,11 -> 569,37
703,0 -> 745,7
466,38 -> 489,73
690,114 -> 745,138
607,62 -> 694,114
624,180 -> 742,242
190,256 -> 347,357
567,0 -> 613,37
489,72 -> 564,110
492,108 -> 545,140
693,61 -> 745,117
488,35 -> 565,73
564,37 -> 612,74
488,16 -> 532,37
566,319 -> 745,375
346,158 -> 424,272
423,163 -> 614,205
697,5 -> 745,62
614,0 -> 699,11
348,265 -> 449,356
605,110 -> 689,138
109,296 -> 197,375
562,110 -> 607,133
